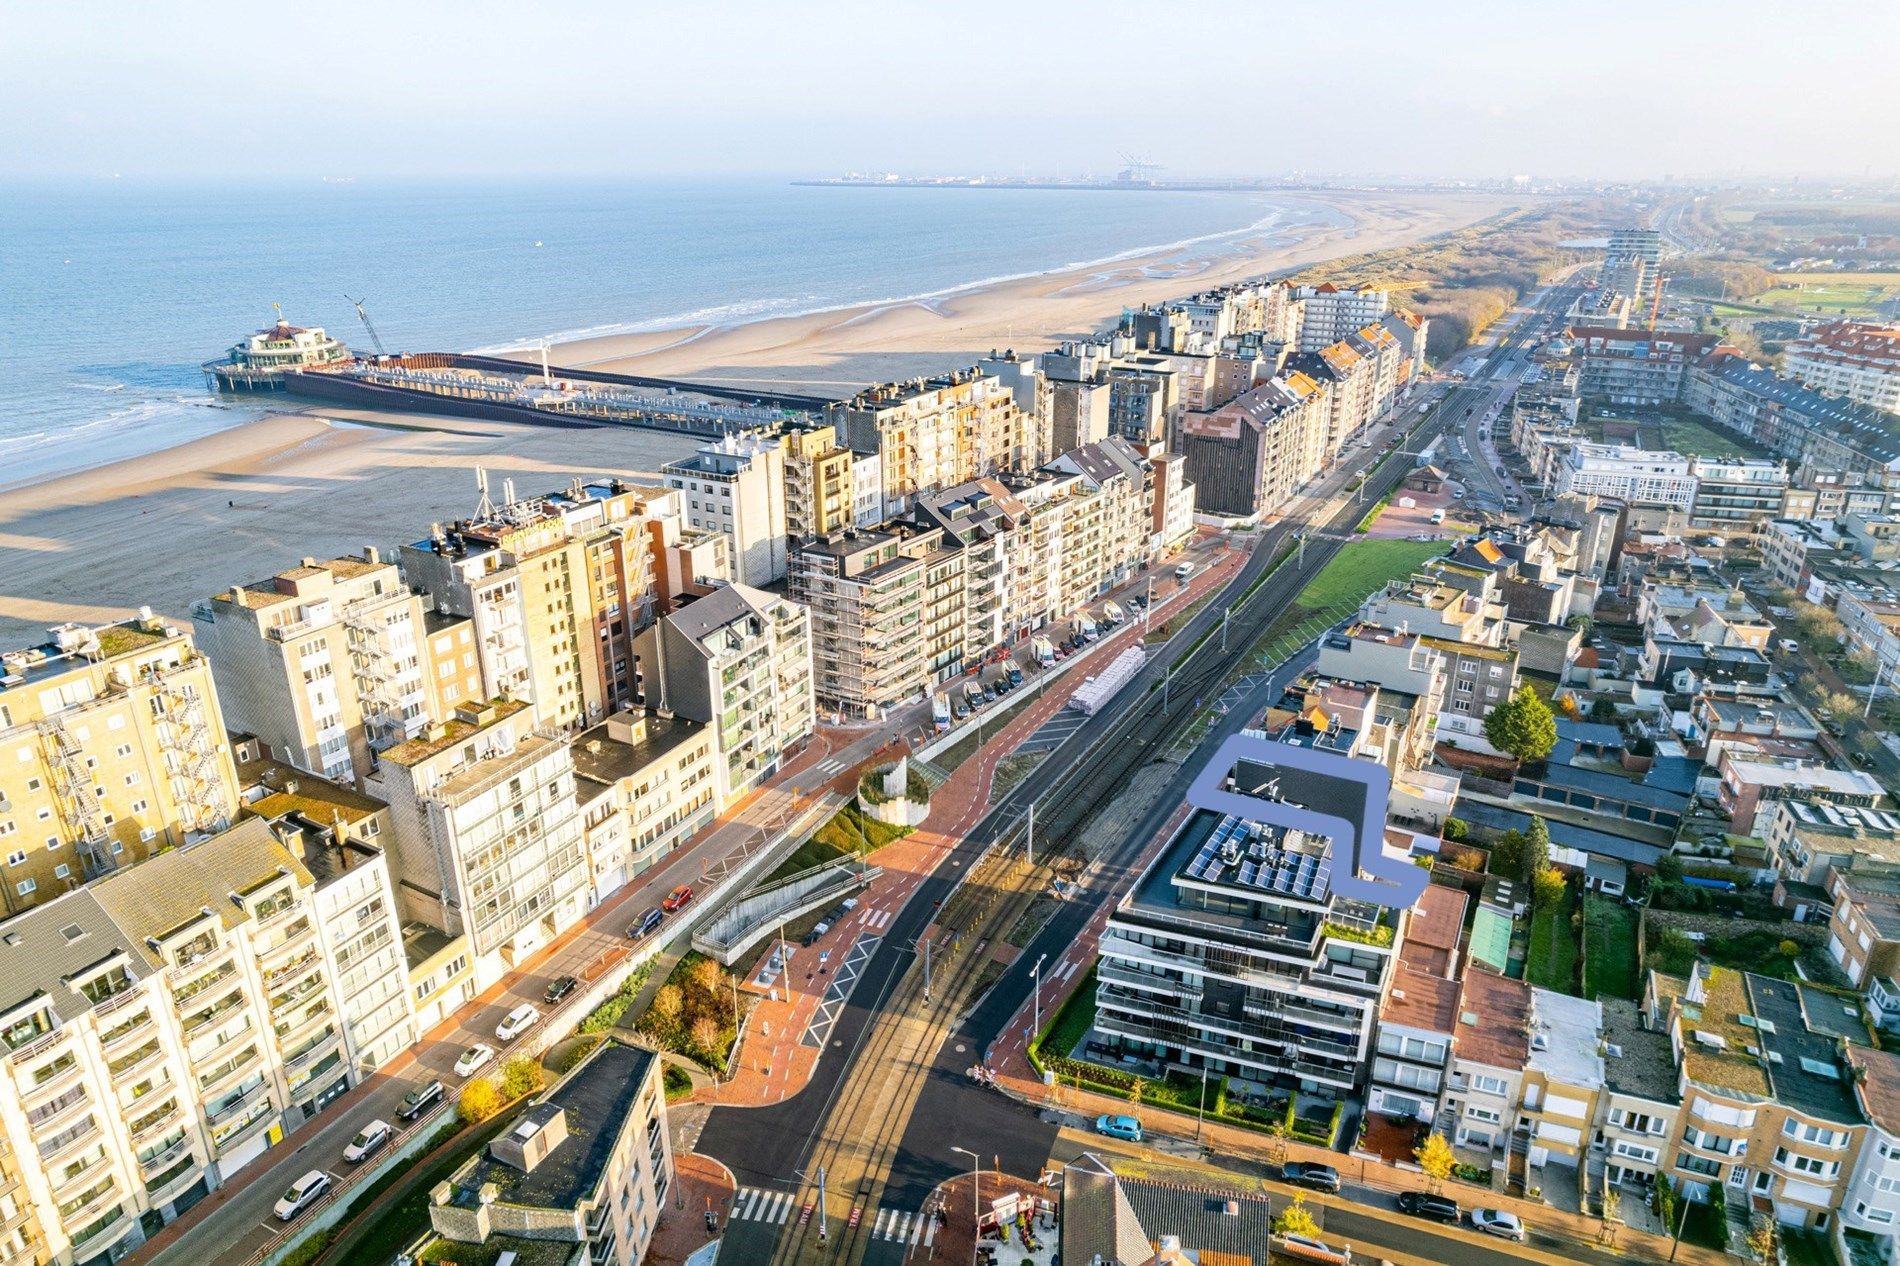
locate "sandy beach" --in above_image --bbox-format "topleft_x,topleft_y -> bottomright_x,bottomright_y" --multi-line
0,188 -> 1518,641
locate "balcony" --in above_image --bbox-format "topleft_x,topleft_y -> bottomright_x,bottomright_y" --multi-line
50,1154 -> 112,1205
36,1117 -> 101,1169
196,1046 -> 264,1099
136,1133 -> 193,1178
257,917 -> 317,964
144,1154 -> 204,1208
128,1100 -> 184,1146
23,1087 -> 90,1137
108,1040 -> 167,1085
19,1060 -> 84,1111
99,1008 -> 158,1053
182,988 -> 247,1037
170,955 -> 238,1005
63,1195 -> 128,1248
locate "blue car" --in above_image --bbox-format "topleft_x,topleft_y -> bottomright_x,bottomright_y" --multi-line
1095,1114 -> 1142,1142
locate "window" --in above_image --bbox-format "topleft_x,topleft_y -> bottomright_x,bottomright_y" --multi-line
52,864 -> 68,880
1467,1105 -> 1502,1125
1774,1147 -> 1839,1178
5,851 -> 23,867
16,879 -> 35,897
1784,1119 -> 1848,1149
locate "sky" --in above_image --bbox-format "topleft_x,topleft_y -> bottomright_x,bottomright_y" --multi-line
4,0 -> 1896,183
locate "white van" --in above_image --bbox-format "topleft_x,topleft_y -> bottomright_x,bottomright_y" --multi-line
1429,509 -> 1446,525
1174,562 -> 1195,582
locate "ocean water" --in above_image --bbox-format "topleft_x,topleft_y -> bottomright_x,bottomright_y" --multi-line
0,178 -> 1330,488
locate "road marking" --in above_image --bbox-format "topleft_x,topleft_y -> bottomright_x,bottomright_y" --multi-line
800,934 -> 881,1048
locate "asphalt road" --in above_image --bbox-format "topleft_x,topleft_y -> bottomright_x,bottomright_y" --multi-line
1443,280 -> 1587,510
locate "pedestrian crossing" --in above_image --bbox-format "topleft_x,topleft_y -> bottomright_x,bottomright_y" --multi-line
730,1186 -> 794,1224
859,906 -> 892,932
870,1206 -> 939,1245
810,756 -> 847,778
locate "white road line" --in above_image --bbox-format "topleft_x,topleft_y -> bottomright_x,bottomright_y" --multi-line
873,1208 -> 894,1238
924,1217 -> 940,1247
770,1192 -> 793,1223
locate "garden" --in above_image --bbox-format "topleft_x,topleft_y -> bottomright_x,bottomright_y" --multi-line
635,952 -> 746,1074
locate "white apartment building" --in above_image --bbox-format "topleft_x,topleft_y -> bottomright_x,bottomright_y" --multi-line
1555,443 -> 1697,511
369,699 -> 588,993
1291,283 -> 1391,352
197,551 -> 432,782
0,818 -> 412,1264
662,433 -> 790,588
1842,1045 -> 1900,1234
571,708 -> 717,896
635,585 -> 815,806
1785,322 -> 1900,415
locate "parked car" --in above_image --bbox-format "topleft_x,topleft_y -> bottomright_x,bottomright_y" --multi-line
1007,667 -> 1024,686
1094,1114 -> 1142,1142
544,975 -> 578,1005
1396,1191 -> 1460,1223
397,1079 -> 443,1120
454,1043 -> 495,1077
663,885 -> 694,913
343,1119 -> 392,1163
496,1003 -> 539,1042
1281,1162 -> 1341,1193
1470,1208 -> 1525,1241
274,1171 -> 331,1221
629,906 -> 665,940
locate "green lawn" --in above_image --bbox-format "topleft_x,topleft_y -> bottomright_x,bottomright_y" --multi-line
1033,967 -> 1098,1064
1247,538 -> 1448,672
1527,895 -> 1581,994
1582,894 -> 1639,1000
1657,416 -> 1770,460
1744,281 -> 1897,317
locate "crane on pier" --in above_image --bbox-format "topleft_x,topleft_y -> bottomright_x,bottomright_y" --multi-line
1117,153 -> 1162,185
344,295 -> 388,357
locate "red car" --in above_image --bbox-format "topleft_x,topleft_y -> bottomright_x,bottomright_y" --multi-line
663,885 -> 694,913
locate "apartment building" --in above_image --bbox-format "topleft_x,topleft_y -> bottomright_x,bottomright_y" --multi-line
1292,283 -> 1391,352
1785,321 -> 1900,414
1823,861 -> 1900,989
1647,966 -> 1868,1227
1761,520 -> 1849,593
421,612 -> 486,721
634,584 -> 815,806
197,551 -> 431,782
1717,751 -> 1884,835
1688,457 -> 1788,537
0,617 -> 239,909
1174,372 -> 1329,520
400,502 -> 605,732
1554,443 -> 1697,511
1685,353 -> 1900,485
426,1039 -> 672,1266
1093,741 -> 1405,1100
782,423 -> 858,540
1759,800 -> 1900,887
1035,439 -> 1155,616
1287,339 -> 1377,454
1836,587 -> 1900,674
0,817 -> 412,1264
788,527 -> 930,718
1569,328 -> 1719,405
368,699 -> 587,992
828,369 -> 1037,516
571,708 -> 716,897
662,433 -> 790,588
1444,971 -> 1532,1163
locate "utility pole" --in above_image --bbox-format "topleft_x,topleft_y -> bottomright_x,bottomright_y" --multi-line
1867,659 -> 1887,719
818,1164 -> 829,1244
1025,801 -> 1035,867
1163,660 -> 1172,711
1296,531 -> 1307,569
1196,1062 -> 1210,1146
922,936 -> 932,1001
1220,606 -> 1230,653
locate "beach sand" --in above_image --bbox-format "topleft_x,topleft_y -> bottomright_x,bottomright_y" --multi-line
0,188 -> 1519,641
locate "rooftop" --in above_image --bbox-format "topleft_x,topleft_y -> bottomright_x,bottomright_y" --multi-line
380,698 -> 530,768
1455,969 -> 1532,1070
451,1040 -> 657,1213
1600,997 -> 1682,1104
571,710 -> 707,788
1848,1044 -> 1900,1136
0,617 -> 188,696
1385,966 -> 1461,1036
1528,988 -> 1605,1091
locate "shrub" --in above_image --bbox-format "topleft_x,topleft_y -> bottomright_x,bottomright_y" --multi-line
458,1078 -> 503,1124
555,1036 -> 603,1074
501,1055 -> 543,1100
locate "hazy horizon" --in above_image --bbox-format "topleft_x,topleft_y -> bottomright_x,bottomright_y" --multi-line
4,0 -> 1897,184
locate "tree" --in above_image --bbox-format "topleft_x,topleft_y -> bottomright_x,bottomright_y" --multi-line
1532,865 -> 1567,911
650,984 -> 684,1028
1414,1132 -> 1455,1193
501,1054 -> 543,1101
1128,1077 -> 1147,1106
1567,613 -> 1593,635
1442,817 -> 1469,843
1588,697 -> 1618,722
1274,1194 -> 1320,1239
1490,829 -> 1528,881
1656,852 -> 1684,885
458,1078 -> 503,1124
1484,684 -> 1558,763
689,1016 -> 721,1055
1522,816 -> 1552,881
687,956 -> 725,1006
1655,1174 -> 1680,1237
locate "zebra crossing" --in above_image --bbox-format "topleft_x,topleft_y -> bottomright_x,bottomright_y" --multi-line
858,906 -> 892,932
729,1186 -> 795,1225
808,755 -> 848,779
725,1189 -> 938,1247
870,1206 -> 939,1246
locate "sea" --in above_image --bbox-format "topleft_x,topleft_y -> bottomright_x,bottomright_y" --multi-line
0,179 -> 1333,490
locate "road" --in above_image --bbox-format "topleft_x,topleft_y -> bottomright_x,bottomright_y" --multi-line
702,392 -> 1456,1264
1440,278 -> 1588,510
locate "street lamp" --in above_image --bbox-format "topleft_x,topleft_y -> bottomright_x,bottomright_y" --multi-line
1032,953 -> 1047,1044
951,1146 -> 981,1266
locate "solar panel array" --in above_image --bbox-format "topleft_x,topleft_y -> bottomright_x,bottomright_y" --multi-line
1183,816 -> 1332,900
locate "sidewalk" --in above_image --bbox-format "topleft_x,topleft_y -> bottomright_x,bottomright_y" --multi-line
695,534 -> 1255,1111
646,1152 -> 737,1266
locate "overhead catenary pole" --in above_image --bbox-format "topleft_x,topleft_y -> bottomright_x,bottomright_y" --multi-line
1026,801 -> 1035,867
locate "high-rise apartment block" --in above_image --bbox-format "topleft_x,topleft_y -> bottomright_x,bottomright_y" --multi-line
635,585 -> 815,803
197,550 -> 432,782
0,617 -> 238,910
663,433 -> 790,588
828,370 -> 1038,517
1291,282 -> 1392,352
